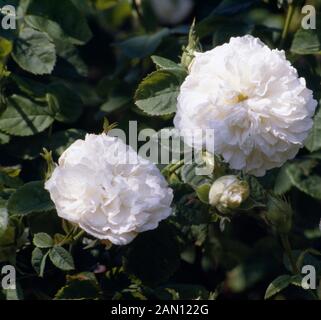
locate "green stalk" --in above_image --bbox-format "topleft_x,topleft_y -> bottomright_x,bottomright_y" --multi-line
279,3 -> 295,48
280,234 -> 299,274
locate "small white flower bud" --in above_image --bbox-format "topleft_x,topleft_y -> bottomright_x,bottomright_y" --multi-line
209,175 -> 249,214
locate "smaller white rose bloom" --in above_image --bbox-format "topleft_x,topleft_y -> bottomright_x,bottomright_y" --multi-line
209,175 -> 250,214
150,0 -> 193,25
174,35 -> 318,176
45,134 -> 173,245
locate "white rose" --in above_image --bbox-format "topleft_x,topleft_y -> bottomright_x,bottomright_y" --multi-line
174,35 -> 317,176
209,175 -> 249,213
45,134 -> 173,245
150,0 -> 193,25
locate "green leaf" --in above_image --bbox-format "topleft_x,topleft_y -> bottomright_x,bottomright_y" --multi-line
31,247 -> 49,277
48,129 -> 86,157
305,105 -> 321,152
46,82 -> 83,123
196,183 -> 211,204
264,275 -> 292,299
12,27 -> 56,75
54,40 -> 88,77
151,56 -> 180,70
55,272 -> 101,299
284,159 -> 321,200
0,171 -> 23,189
0,132 -> 10,144
135,70 -> 183,116
33,232 -> 54,248
117,29 -> 170,59
291,28 -> 321,55
0,95 -> 54,136
100,96 -> 130,114
49,246 -> 75,271
7,181 -> 54,215
0,37 -> 12,58
274,166 -> 293,195
25,0 -> 92,45
212,22 -> 254,47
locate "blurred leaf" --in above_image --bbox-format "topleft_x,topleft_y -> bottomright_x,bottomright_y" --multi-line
49,246 -> 75,271
117,29 -> 170,59
284,250 -> 321,276
283,159 -> 321,200
12,28 -> 56,75
26,0 -> 92,45
196,0 -> 259,38
213,0 -> 260,16
291,28 -> 321,55
100,95 -> 130,114
212,22 -> 254,47
0,132 -> 10,144
46,82 -> 83,123
93,0 -> 118,11
227,255 -> 275,293
54,40 -> 88,77
48,129 -> 86,157
274,166 -> 293,195
8,181 -> 54,215
305,105 -> 321,152
0,95 -> 54,137
0,170 -> 23,188
0,37 -> 12,57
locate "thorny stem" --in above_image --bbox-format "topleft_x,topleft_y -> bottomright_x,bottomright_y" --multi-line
280,3 -> 294,48
280,233 -> 299,274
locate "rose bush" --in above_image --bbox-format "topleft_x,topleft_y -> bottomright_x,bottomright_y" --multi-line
0,0 -> 321,301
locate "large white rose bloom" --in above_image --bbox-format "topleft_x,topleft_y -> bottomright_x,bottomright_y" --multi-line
174,35 -> 317,176
45,134 -> 173,245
